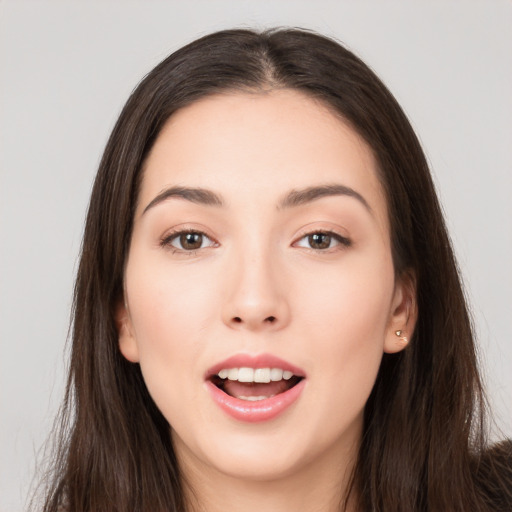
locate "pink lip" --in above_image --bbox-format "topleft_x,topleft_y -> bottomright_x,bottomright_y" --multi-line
206,379 -> 306,423
205,353 -> 306,423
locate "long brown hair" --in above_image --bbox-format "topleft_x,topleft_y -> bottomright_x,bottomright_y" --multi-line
37,28 -> 511,511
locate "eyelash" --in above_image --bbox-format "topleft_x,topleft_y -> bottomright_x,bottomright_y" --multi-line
293,230 -> 352,251
160,229 -> 218,254
160,229 -> 351,254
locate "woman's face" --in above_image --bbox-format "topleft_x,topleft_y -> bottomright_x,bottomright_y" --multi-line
118,90 -> 412,483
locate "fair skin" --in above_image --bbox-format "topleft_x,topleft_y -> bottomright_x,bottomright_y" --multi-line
117,90 -> 415,512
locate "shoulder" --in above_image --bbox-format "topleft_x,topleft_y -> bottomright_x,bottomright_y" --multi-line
473,439 -> 512,512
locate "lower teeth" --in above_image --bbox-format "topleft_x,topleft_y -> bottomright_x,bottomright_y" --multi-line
238,395 -> 273,401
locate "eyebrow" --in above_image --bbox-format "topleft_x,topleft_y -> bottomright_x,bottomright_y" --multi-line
142,186 -> 224,215
142,183 -> 371,215
278,184 -> 372,213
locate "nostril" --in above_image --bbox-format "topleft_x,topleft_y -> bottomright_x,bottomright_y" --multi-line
230,315 -> 277,325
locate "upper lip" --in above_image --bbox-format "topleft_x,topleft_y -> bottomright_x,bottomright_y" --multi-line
205,353 -> 306,380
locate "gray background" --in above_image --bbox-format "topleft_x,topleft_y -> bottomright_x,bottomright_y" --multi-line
1,1 -> 511,510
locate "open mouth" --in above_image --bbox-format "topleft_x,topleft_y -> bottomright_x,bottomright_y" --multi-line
209,367 -> 304,401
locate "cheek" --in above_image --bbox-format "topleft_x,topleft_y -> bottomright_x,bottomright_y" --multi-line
290,272 -> 388,440
124,256 -> 219,414
292,253 -> 394,413
127,249 -> 218,341
295,250 -> 395,342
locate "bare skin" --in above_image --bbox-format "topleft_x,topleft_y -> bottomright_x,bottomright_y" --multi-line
117,90 -> 416,511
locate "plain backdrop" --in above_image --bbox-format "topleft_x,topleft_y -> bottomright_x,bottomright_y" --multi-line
1,1 -> 511,510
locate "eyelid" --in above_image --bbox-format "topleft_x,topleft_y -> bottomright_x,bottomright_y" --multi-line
158,224 -> 351,254
292,227 -> 352,251
159,226 -> 219,253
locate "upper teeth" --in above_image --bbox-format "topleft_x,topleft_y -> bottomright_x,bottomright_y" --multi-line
217,367 -> 294,383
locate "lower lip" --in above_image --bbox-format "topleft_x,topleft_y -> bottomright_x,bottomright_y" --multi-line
206,379 -> 306,423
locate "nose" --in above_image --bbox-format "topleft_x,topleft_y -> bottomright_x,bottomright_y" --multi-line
221,248 -> 291,332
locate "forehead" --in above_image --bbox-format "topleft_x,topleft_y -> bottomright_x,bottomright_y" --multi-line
138,90 -> 388,228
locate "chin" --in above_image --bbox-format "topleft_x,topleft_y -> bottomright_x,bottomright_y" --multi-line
173,413 -> 362,485
206,446 -> 311,482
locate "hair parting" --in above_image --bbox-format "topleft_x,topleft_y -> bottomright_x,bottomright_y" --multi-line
33,27 -> 511,512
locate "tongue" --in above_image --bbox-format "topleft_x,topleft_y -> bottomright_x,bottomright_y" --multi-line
223,380 -> 291,399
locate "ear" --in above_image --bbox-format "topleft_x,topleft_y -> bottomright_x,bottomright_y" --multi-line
115,300 -> 140,363
384,270 -> 417,354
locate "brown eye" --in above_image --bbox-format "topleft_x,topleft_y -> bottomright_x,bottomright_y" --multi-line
162,230 -> 216,252
294,231 -> 351,251
308,233 -> 332,249
179,232 -> 203,250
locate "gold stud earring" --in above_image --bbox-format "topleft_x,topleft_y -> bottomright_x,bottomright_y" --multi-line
395,330 -> 408,343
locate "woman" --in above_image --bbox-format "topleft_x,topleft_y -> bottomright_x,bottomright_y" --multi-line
38,28 -> 511,511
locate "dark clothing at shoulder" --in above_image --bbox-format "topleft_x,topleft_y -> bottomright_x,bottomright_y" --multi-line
473,439 -> 512,511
